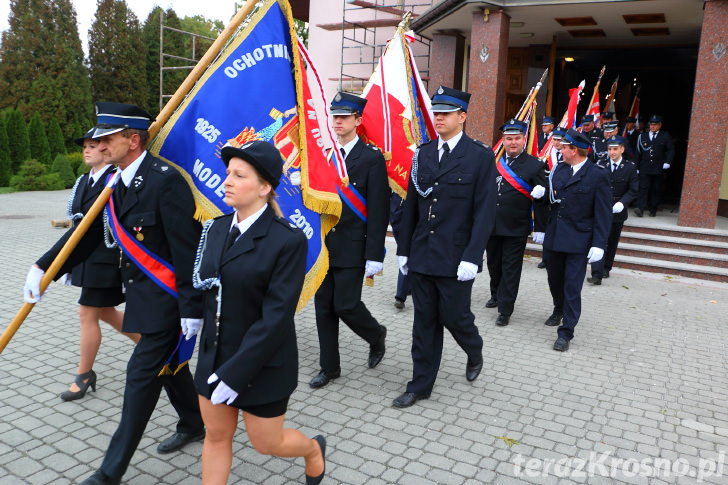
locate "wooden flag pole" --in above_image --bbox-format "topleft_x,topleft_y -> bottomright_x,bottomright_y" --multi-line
0,0 -> 260,355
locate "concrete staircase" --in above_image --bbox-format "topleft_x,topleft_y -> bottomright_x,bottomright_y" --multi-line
525,219 -> 728,283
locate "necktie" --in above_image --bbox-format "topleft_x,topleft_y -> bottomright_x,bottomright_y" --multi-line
340,147 -> 346,160
569,166 -> 574,178
441,143 -> 450,164
223,225 -> 241,254
650,133 -> 654,141
115,181 -> 127,204
507,156 -> 514,166
612,162 -> 618,172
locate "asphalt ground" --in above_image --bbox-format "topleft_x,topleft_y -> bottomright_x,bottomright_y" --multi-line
1,189 -> 727,484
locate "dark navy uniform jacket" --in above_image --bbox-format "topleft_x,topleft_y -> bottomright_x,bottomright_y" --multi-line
595,158 -> 639,224
637,131 -> 675,175
194,208 -> 307,407
398,133 -> 496,276
68,165 -> 122,289
37,153 -> 203,333
493,151 -> 548,236
326,138 -> 389,268
543,160 -> 612,254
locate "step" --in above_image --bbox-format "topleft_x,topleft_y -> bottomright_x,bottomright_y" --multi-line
616,242 -> 728,269
524,243 -> 728,283
624,220 -> 728,243
619,231 -> 728,253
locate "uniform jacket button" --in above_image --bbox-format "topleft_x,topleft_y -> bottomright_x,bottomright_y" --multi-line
331,227 -> 336,232
429,230 -> 435,234
433,198 -> 438,203
434,182 -> 439,186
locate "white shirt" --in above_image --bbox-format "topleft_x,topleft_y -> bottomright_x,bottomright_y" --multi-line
336,135 -> 359,160
649,131 -> 659,140
229,203 -> 268,241
89,164 -> 113,185
438,131 -> 463,162
610,157 -> 623,171
119,150 -> 148,187
570,158 -> 589,176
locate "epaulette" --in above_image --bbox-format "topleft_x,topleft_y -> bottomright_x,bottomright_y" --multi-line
274,215 -> 298,232
150,160 -> 173,175
472,139 -> 491,150
366,143 -> 380,151
418,138 -> 436,149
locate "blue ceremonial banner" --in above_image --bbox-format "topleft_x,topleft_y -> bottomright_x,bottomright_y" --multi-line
149,0 -> 334,309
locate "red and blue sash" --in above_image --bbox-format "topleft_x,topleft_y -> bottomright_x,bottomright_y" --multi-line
497,156 -> 533,199
336,182 -> 368,222
106,183 -> 194,376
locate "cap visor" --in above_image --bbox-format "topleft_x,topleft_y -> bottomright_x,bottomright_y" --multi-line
92,126 -> 125,138
330,108 -> 357,115
430,103 -> 461,113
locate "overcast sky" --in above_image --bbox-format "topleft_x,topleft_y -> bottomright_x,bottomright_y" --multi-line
0,1 -> 240,53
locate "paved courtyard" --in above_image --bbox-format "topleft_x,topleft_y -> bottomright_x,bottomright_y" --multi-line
1,189 -> 727,484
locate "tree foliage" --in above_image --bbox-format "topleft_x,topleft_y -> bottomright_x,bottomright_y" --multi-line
28,112 -> 52,166
51,153 -> 77,187
10,159 -> 64,191
0,0 -> 92,140
88,0 -> 148,108
0,117 -> 11,186
47,117 -> 67,160
5,109 -> 30,172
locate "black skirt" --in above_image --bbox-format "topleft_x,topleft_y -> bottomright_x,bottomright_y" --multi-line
78,286 -> 125,307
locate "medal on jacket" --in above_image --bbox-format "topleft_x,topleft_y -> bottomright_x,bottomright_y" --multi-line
134,226 -> 144,241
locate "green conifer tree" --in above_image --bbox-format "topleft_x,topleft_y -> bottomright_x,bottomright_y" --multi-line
28,113 -> 52,166
47,118 -> 68,161
0,117 -> 11,186
5,109 -> 31,173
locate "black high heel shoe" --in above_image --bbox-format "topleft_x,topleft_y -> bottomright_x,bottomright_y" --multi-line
305,435 -> 326,485
60,370 -> 97,401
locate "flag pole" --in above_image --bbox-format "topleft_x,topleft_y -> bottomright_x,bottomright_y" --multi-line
602,75 -> 619,116
584,65 -> 606,127
0,0 -> 260,355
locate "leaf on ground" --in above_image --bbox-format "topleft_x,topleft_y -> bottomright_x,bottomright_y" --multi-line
622,285 -> 629,290
710,300 -> 717,304
495,435 -> 519,448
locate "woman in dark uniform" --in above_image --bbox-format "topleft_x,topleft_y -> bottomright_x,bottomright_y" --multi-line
192,141 -> 326,484
60,130 -> 139,401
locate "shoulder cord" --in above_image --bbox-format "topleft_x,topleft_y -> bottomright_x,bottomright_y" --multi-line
410,148 -> 432,198
548,165 -> 561,204
192,219 -> 223,327
66,175 -> 85,222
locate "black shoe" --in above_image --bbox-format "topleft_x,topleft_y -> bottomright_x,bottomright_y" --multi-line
485,297 -> 498,308
587,277 -> 602,285
60,369 -> 97,401
309,369 -> 341,388
465,357 -> 483,382
368,326 -> 386,368
392,392 -> 429,408
80,470 -> 120,485
553,337 -> 570,352
495,314 -> 510,326
537,260 -> 546,269
649,210 -> 656,217
544,312 -> 563,326
305,435 -> 326,485
394,298 -> 405,309
603,270 -> 610,279
634,208 -> 643,217
157,430 -> 205,454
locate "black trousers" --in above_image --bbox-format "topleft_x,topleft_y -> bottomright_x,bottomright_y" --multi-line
406,272 -> 483,396
100,330 -> 203,478
314,266 -> 383,372
637,173 -> 663,212
486,234 -> 528,316
544,249 -> 587,341
591,221 -> 624,278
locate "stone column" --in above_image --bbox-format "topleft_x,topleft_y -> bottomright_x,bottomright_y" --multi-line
466,8 -> 509,145
429,32 -> 465,91
678,0 -> 728,228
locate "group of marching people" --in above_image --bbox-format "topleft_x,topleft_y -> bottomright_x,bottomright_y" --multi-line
19,85 -> 668,483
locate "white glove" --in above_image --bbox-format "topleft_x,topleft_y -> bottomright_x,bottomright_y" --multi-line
398,256 -> 409,276
662,163 -> 670,170
587,247 -> 604,263
180,317 -> 203,340
208,373 -> 238,405
530,185 -> 546,199
532,232 -> 545,244
612,202 -> 624,214
365,260 -> 383,277
59,273 -> 73,286
456,261 -> 478,281
23,265 -> 45,303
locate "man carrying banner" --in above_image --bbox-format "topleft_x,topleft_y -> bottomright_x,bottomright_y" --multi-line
543,129 -> 611,352
485,119 -> 548,326
23,102 -> 205,485
393,86 -> 495,408
538,116 -> 555,151
310,92 -> 389,390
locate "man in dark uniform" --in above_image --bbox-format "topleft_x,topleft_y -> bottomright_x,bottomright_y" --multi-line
392,86 -> 495,408
390,192 -> 411,309
593,120 -> 630,164
485,119 -> 548,326
537,127 -> 567,270
635,115 -> 675,217
588,136 -> 638,285
624,116 -> 639,154
538,116 -> 555,151
543,129 -> 611,352
581,114 -> 601,162
310,92 -> 389,389
601,111 -> 615,126
24,102 -> 205,484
